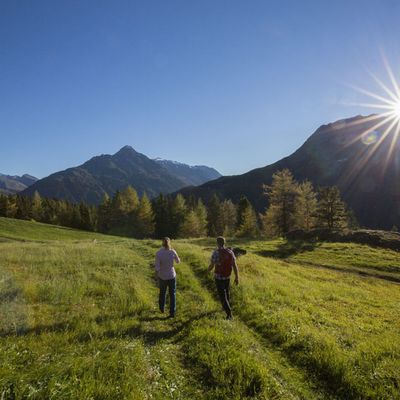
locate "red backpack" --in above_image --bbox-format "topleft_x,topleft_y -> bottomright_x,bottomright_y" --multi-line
215,248 -> 234,277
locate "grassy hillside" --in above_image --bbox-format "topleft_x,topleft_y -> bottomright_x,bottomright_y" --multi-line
0,217 -> 112,242
0,217 -> 399,399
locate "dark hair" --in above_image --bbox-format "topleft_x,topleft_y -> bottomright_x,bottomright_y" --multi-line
216,236 -> 225,248
162,237 -> 171,249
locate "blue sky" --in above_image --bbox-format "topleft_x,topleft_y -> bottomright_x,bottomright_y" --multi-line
1,0 -> 400,178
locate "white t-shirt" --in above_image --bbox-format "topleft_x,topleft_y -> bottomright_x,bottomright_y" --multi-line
155,248 -> 180,280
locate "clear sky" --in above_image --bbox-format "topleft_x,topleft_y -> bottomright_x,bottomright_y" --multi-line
1,0 -> 400,178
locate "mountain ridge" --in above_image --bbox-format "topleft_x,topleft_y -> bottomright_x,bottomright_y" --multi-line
22,147 -> 221,204
177,114 -> 400,229
0,173 -> 38,195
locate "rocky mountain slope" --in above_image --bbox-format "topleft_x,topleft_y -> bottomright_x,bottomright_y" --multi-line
178,115 -> 400,229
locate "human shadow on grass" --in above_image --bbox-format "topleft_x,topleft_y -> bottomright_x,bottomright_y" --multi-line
256,240 -> 320,259
0,309 -> 219,345
140,315 -> 168,322
103,310 -> 218,346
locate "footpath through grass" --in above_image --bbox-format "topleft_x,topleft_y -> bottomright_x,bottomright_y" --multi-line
0,218 -> 399,399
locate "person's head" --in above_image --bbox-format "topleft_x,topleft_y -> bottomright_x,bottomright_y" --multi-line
162,237 -> 171,249
216,236 -> 225,248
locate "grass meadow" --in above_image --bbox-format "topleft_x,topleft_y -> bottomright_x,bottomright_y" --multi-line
0,217 -> 399,399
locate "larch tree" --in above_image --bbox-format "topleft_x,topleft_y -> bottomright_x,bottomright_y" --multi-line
207,194 -> 223,236
220,199 -> 237,237
263,169 -> 298,236
170,194 -> 188,238
30,191 -> 43,221
181,210 -> 201,238
236,200 -> 259,238
316,186 -> 348,230
194,199 -> 208,237
98,193 -> 112,233
135,193 -> 155,238
295,181 -> 317,231
153,194 -> 171,238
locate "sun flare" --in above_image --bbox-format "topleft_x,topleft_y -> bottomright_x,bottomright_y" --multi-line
344,56 -> 400,177
393,100 -> 400,119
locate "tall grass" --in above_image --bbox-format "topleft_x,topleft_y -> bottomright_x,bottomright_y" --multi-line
1,218 -> 399,399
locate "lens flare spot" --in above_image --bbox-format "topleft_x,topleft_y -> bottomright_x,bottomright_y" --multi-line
361,131 -> 379,145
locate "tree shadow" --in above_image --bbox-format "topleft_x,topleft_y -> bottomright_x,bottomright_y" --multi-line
256,240 -> 320,259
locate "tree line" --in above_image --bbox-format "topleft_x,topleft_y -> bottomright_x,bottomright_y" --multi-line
0,169 -> 355,238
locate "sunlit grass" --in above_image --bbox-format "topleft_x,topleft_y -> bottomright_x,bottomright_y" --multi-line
0,218 -> 399,399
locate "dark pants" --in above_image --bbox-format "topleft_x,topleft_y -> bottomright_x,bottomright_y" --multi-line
215,278 -> 232,318
159,278 -> 176,316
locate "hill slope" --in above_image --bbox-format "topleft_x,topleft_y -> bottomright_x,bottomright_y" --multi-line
0,173 -> 37,195
22,146 -> 221,204
179,115 -> 400,229
1,218 -> 399,399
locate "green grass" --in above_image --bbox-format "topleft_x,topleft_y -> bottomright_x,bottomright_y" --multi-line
0,217 -> 399,399
0,217 -> 112,242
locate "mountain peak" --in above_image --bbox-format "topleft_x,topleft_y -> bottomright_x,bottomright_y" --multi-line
0,173 -> 38,195
115,145 -> 137,155
21,147 -> 221,204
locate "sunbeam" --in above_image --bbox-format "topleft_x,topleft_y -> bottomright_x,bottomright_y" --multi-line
345,57 -> 400,178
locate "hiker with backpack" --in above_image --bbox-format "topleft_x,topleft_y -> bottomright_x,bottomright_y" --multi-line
208,236 -> 239,320
155,237 -> 180,318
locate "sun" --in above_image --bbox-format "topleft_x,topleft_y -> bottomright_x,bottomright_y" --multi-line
345,55 -> 400,146
341,55 -> 400,180
393,100 -> 400,119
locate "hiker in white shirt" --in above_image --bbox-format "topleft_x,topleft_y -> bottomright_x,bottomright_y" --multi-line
155,237 -> 180,318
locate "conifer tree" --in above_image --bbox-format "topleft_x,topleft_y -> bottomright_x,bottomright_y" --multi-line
316,186 -> 348,230
4,196 -> 17,218
153,194 -> 171,238
170,194 -> 187,238
236,196 -> 252,230
236,201 -> 259,237
30,191 -> 42,221
195,199 -> 208,237
180,199 -> 208,238
295,181 -> 317,231
15,195 -> 31,220
135,193 -> 155,238
41,198 -> 57,224
120,186 -> 139,214
181,210 -> 201,237
347,209 -> 359,230
263,169 -> 298,236
207,194 -> 223,236
109,186 -> 140,233
79,203 -> 93,231
185,194 -> 198,210
98,193 -> 112,232
110,190 -> 124,228
220,199 -> 237,236
0,195 -> 8,217
70,204 -> 82,229
58,201 -> 72,227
